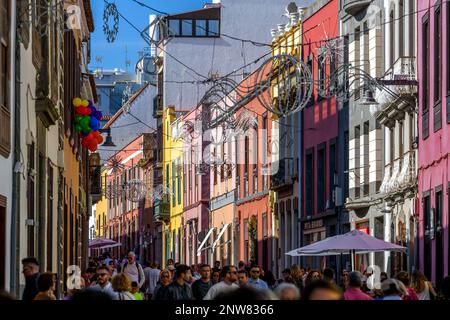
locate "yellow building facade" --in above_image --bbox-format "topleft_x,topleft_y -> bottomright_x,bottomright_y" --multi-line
95,170 -> 108,238
162,107 -> 184,265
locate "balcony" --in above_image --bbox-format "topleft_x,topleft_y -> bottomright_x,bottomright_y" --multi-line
153,195 -> 170,223
372,57 -> 418,127
343,0 -> 371,16
36,96 -> 59,128
270,158 -> 295,191
379,151 -> 416,199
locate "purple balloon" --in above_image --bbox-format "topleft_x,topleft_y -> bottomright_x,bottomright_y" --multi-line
88,106 -> 97,114
94,111 -> 103,120
88,100 -> 94,108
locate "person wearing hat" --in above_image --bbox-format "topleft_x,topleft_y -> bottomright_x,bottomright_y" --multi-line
343,271 -> 373,300
381,278 -> 406,300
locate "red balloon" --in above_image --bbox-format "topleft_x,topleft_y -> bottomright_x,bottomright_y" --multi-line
96,135 -> 104,144
81,138 -> 89,148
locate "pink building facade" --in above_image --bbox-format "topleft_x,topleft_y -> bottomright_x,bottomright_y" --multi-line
417,0 -> 450,288
182,105 -> 210,266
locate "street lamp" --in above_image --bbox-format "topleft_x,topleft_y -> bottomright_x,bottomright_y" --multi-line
98,128 -> 116,147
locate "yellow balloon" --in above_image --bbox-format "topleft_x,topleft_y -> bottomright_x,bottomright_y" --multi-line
81,100 -> 89,107
73,98 -> 82,107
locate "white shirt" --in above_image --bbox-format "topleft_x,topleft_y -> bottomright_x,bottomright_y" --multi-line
203,281 -> 239,300
122,262 -> 145,288
145,268 -> 161,295
90,282 -> 118,299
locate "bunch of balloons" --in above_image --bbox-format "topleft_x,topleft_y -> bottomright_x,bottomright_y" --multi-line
73,98 -> 104,152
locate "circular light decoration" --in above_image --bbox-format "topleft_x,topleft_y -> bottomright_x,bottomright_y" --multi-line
124,179 -> 147,203
103,3 -> 119,43
255,54 -> 313,117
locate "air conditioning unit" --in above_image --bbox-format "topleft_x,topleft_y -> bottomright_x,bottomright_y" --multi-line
25,219 -> 35,226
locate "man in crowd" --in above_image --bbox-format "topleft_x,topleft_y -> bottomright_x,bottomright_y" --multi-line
343,271 -> 373,300
323,268 -> 335,284
144,262 -> 161,300
204,265 -> 239,300
191,264 -> 213,300
248,265 -> 268,290
165,265 -> 194,300
302,279 -> 343,300
237,270 -> 249,287
90,266 -> 117,299
21,258 -> 40,301
121,251 -> 145,290
212,270 -> 221,284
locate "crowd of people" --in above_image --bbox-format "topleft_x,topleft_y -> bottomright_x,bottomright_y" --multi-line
4,252 -> 450,301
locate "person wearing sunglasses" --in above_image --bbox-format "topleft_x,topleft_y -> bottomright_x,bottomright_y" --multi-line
248,266 -> 268,290
90,266 -> 117,299
152,269 -> 172,300
203,265 -> 239,300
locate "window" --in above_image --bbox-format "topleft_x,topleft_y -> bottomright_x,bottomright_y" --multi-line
182,20 -> 193,36
329,141 -> 336,207
399,0 -> 404,57
354,26 -> 361,100
434,4 -> 442,131
166,164 -> 170,196
47,161 -> 53,269
244,136 -> 249,196
177,158 -> 181,205
434,3 -> 441,103
422,15 -> 430,139
317,52 -> 325,99
354,125 -> 361,198
423,193 -> 431,279
363,121 -> 369,196
0,0 -> 10,157
306,55 -> 314,106
435,187 -> 444,287
213,147 -> 217,185
243,219 -> 249,263
317,146 -> 325,213
305,149 -> 314,215
168,19 -> 180,36
221,143 -> 225,182
27,143 -> 35,257
448,2 -> 450,95
172,161 -> 176,205
389,9 -> 395,66
195,20 -> 207,36
208,20 -> 219,36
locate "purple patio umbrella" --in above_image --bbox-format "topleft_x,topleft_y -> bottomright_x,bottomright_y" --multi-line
286,229 -> 406,270
89,238 -> 120,249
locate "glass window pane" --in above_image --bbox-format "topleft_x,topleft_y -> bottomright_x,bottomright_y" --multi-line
168,19 -> 179,36
182,20 -> 193,36
196,20 -> 206,36
208,20 -> 219,36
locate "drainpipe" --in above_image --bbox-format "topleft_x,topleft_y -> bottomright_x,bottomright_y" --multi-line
10,0 -> 20,297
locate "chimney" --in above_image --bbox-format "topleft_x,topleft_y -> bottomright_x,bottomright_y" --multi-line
149,14 -> 159,57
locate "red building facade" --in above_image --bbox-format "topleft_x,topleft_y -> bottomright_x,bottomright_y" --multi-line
234,76 -> 273,270
301,0 -> 340,270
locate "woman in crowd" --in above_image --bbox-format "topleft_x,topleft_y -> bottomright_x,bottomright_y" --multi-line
152,269 -> 172,300
395,271 -> 418,300
111,273 -> 135,300
34,273 -> 57,300
411,270 -> 437,300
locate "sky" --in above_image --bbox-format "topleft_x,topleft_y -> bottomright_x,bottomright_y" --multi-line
89,0 -> 206,72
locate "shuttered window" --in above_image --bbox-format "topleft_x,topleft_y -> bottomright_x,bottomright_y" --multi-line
0,0 -> 10,157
